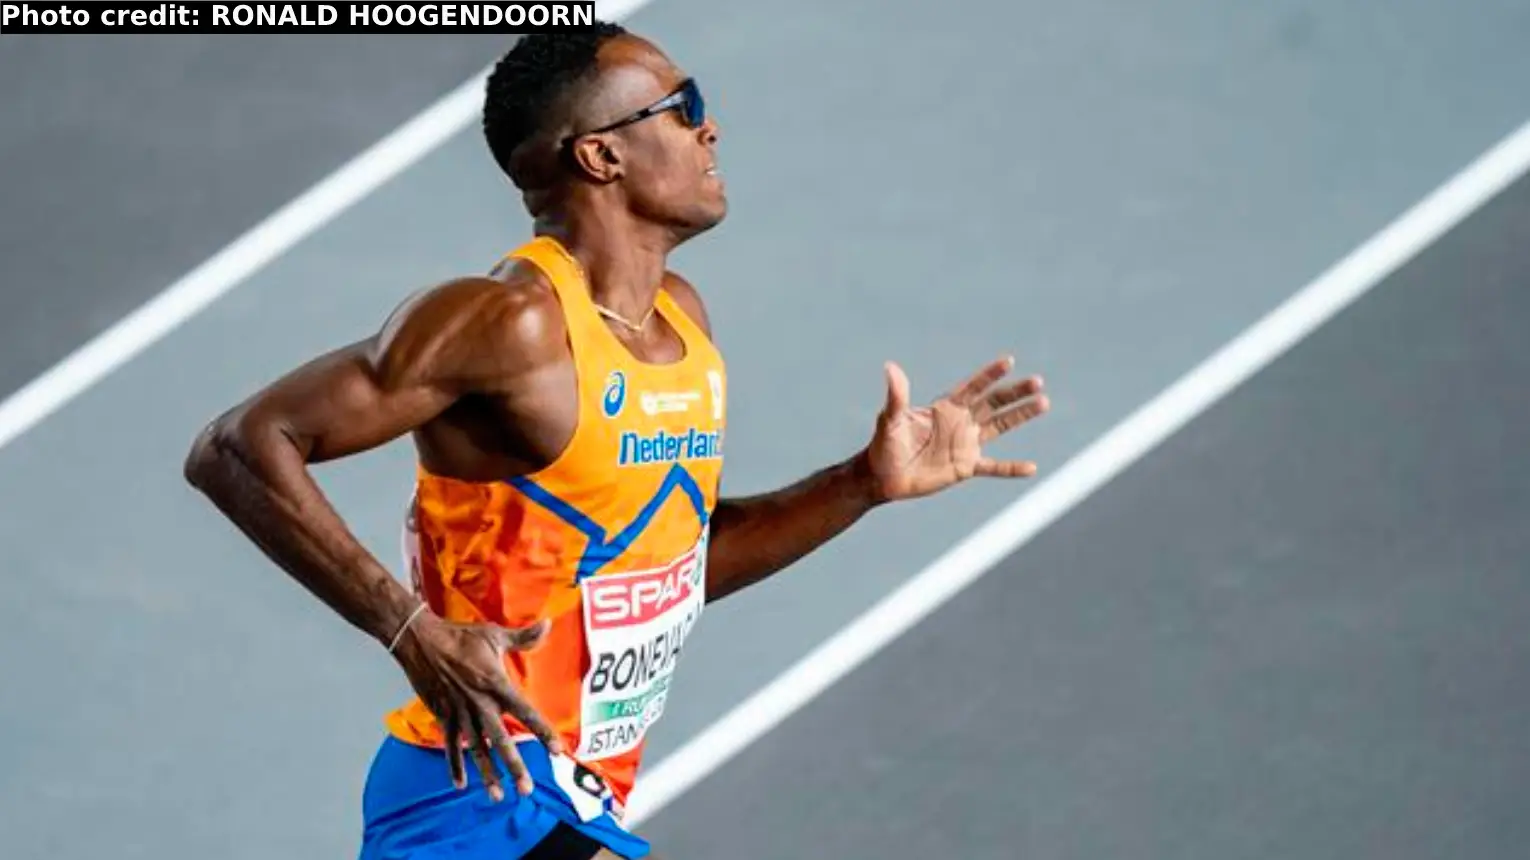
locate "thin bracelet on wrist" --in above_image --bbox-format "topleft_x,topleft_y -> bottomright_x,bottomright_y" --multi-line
386,602 -> 430,654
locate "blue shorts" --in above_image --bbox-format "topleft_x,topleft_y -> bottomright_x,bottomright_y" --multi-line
359,736 -> 651,859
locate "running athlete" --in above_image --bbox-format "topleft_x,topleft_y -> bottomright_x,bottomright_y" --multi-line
183,22 -> 1049,860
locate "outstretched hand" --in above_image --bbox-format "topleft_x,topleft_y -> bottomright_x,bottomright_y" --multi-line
864,355 -> 1050,503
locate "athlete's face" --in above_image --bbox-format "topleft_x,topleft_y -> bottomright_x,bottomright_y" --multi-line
574,38 -> 726,237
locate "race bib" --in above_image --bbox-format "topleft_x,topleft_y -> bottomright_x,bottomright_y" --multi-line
575,535 -> 707,760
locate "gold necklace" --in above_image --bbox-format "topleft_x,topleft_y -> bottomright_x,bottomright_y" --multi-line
553,242 -> 656,333
593,302 -> 655,333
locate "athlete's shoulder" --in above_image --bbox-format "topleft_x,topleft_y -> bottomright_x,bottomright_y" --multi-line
661,270 -> 713,338
376,262 -> 569,392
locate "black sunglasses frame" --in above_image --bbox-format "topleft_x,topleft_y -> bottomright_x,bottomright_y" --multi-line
560,78 -> 706,153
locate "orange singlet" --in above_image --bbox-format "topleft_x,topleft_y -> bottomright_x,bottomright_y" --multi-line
383,236 -> 726,812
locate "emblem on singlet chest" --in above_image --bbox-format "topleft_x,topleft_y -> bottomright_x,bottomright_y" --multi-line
602,371 -> 627,418
597,369 -> 725,469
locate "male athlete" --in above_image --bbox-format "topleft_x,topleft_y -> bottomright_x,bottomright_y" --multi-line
184,21 -> 1049,860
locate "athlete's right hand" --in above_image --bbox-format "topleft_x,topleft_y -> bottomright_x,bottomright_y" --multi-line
389,609 -> 563,801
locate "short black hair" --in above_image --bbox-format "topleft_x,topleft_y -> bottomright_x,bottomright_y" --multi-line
482,23 -> 629,186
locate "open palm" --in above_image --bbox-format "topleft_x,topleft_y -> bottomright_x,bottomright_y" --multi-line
866,356 -> 1050,503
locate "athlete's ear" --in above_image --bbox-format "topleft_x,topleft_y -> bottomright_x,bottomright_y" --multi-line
567,134 -> 625,184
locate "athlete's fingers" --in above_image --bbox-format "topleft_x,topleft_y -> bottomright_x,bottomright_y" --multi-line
945,355 -> 1014,407
979,394 -> 1051,442
441,709 -> 468,790
466,623 -> 565,756
973,457 -> 1039,479
481,712 -> 535,798
490,685 -> 565,757
882,361 -> 912,417
465,706 -> 507,802
972,376 -> 1044,422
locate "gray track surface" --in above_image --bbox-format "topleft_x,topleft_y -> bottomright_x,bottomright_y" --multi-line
0,34 -> 508,396
1,2 -> 1528,859
642,176 -> 1530,859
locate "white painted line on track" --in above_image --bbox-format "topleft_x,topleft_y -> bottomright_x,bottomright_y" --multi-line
0,0 -> 654,452
622,117 -> 1530,826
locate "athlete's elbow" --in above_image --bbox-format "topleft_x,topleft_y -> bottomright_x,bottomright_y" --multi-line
182,409 -> 288,494
183,413 -> 242,494
182,424 -> 214,491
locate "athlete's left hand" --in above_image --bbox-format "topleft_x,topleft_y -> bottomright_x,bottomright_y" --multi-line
863,356 -> 1049,503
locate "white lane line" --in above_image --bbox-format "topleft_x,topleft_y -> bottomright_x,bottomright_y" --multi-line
0,0 -> 654,452
622,116 -> 1530,826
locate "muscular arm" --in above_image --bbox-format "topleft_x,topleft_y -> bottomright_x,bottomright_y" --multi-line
182,277 -> 554,646
664,275 -> 885,603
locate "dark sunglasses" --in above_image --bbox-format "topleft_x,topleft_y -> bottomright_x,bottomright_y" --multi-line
562,78 -> 706,151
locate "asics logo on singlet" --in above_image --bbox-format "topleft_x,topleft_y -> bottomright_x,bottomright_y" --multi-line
617,426 -> 723,467
602,371 -> 627,418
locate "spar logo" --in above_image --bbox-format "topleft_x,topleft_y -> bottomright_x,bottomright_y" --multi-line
602,370 -> 627,418
587,549 -> 702,629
